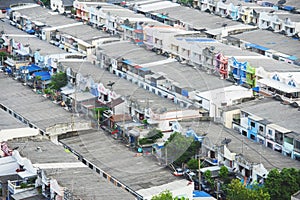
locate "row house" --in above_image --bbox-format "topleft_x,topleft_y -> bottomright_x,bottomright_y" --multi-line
190,85 -> 253,121
201,134 -> 269,185
9,7 -> 46,38
258,12 -> 300,37
58,60 -> 201,132
216,2 -> 239,20
143,25 -> 226,75
228,57 -> 256,88
227,98 -> 300,161
109,57 -> 194,108
165,0 -> 300,39
50,0 -> 74,15
256,71 -> 300,103
74,1 -> 156,39
73,0 -> 90,22
0,149 -> 38,200
238,38 -> 298,65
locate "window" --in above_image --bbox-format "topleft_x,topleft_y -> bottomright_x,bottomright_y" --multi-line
103,94 -> 108,101
242,130 -> 247,136
267,142 -> 273,149
268,129 -> 272,135
88,163 -> 93,169
250,121 -> 255,128
284,137 -> 293,145
259,126 -> 263,132
294,140 -> 300,150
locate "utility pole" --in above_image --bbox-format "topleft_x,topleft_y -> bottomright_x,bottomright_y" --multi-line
198,147 -> 201,191
165,147 -> 168,166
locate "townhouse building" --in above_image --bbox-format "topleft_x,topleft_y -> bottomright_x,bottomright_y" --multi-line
50,0 -> 74,15
223,97 -> 300,161
179,120 -> 300,187
56,58 -> 202,133
229,29 -> 300,65
0,139 -> 136,200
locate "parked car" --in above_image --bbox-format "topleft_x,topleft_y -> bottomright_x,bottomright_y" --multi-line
173,168 -> 191,176
173,168 -> 184,176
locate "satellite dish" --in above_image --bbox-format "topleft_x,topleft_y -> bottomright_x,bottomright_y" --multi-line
107,81 -> 115,87
221,138 -> 232,145
277,0 -> 286,5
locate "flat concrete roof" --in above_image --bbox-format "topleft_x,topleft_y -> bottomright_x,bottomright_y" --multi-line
96,40 -> 233,91
7,140 -> 135,200
101,4 -> 149,19
59,60 -> 180,112
12,6 -> 77,27
234,29 -> 300,60
0,0 -> 36,9
261,0 -> 300,9
233,56 -> 300,72
57,24 -> 109,44
60,129 -> 181,192
152,6 -> 241,30
0,73 -> 87,132
99,41 -> 167,63
0,108 -> 25,130
0,21 -> 66,55
146,60 -> 232,92
180,121 -> 300,171
240,97 -> 300,133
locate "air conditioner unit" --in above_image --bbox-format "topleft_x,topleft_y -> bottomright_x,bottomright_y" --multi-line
103,110 -> 113,118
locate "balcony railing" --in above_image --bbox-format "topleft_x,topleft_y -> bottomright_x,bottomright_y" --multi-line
8,180 -> 35,194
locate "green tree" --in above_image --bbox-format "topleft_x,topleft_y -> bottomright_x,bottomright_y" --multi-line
164,132 -> 201,166
93,107 -> 109,123
40,0 -> 50,6
151,190 -> 173,200
187,158 -> 198,170
49,72 -> 67,90
264,168 -> 300,200
227,179 -> 270,200
33,75 -> 42,89
203,170 -> 214,189
151,190 -> 188,200
219,166 -> 230,183
139,129 -> 163,145
0,52 -> 8,65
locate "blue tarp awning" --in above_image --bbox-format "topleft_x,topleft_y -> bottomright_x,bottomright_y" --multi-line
32,71 -> 51,81
26,29 -> 35,34
139,67 -> 150,72
252,87 -> 260,92
287,55 -> 298,61
156,13 -> 169,19
182,89 -> 188,97
246,43 -> 269,51
177,38 -> 216,43
120,25 -> 135,31
193,191 -> 212,197
122,59 -> 132,65
282,5 -> 295,11
27,64 -> 42,73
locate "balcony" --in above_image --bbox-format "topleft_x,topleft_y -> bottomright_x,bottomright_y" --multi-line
204,157 -> 218,166
8,180 -> 36,195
